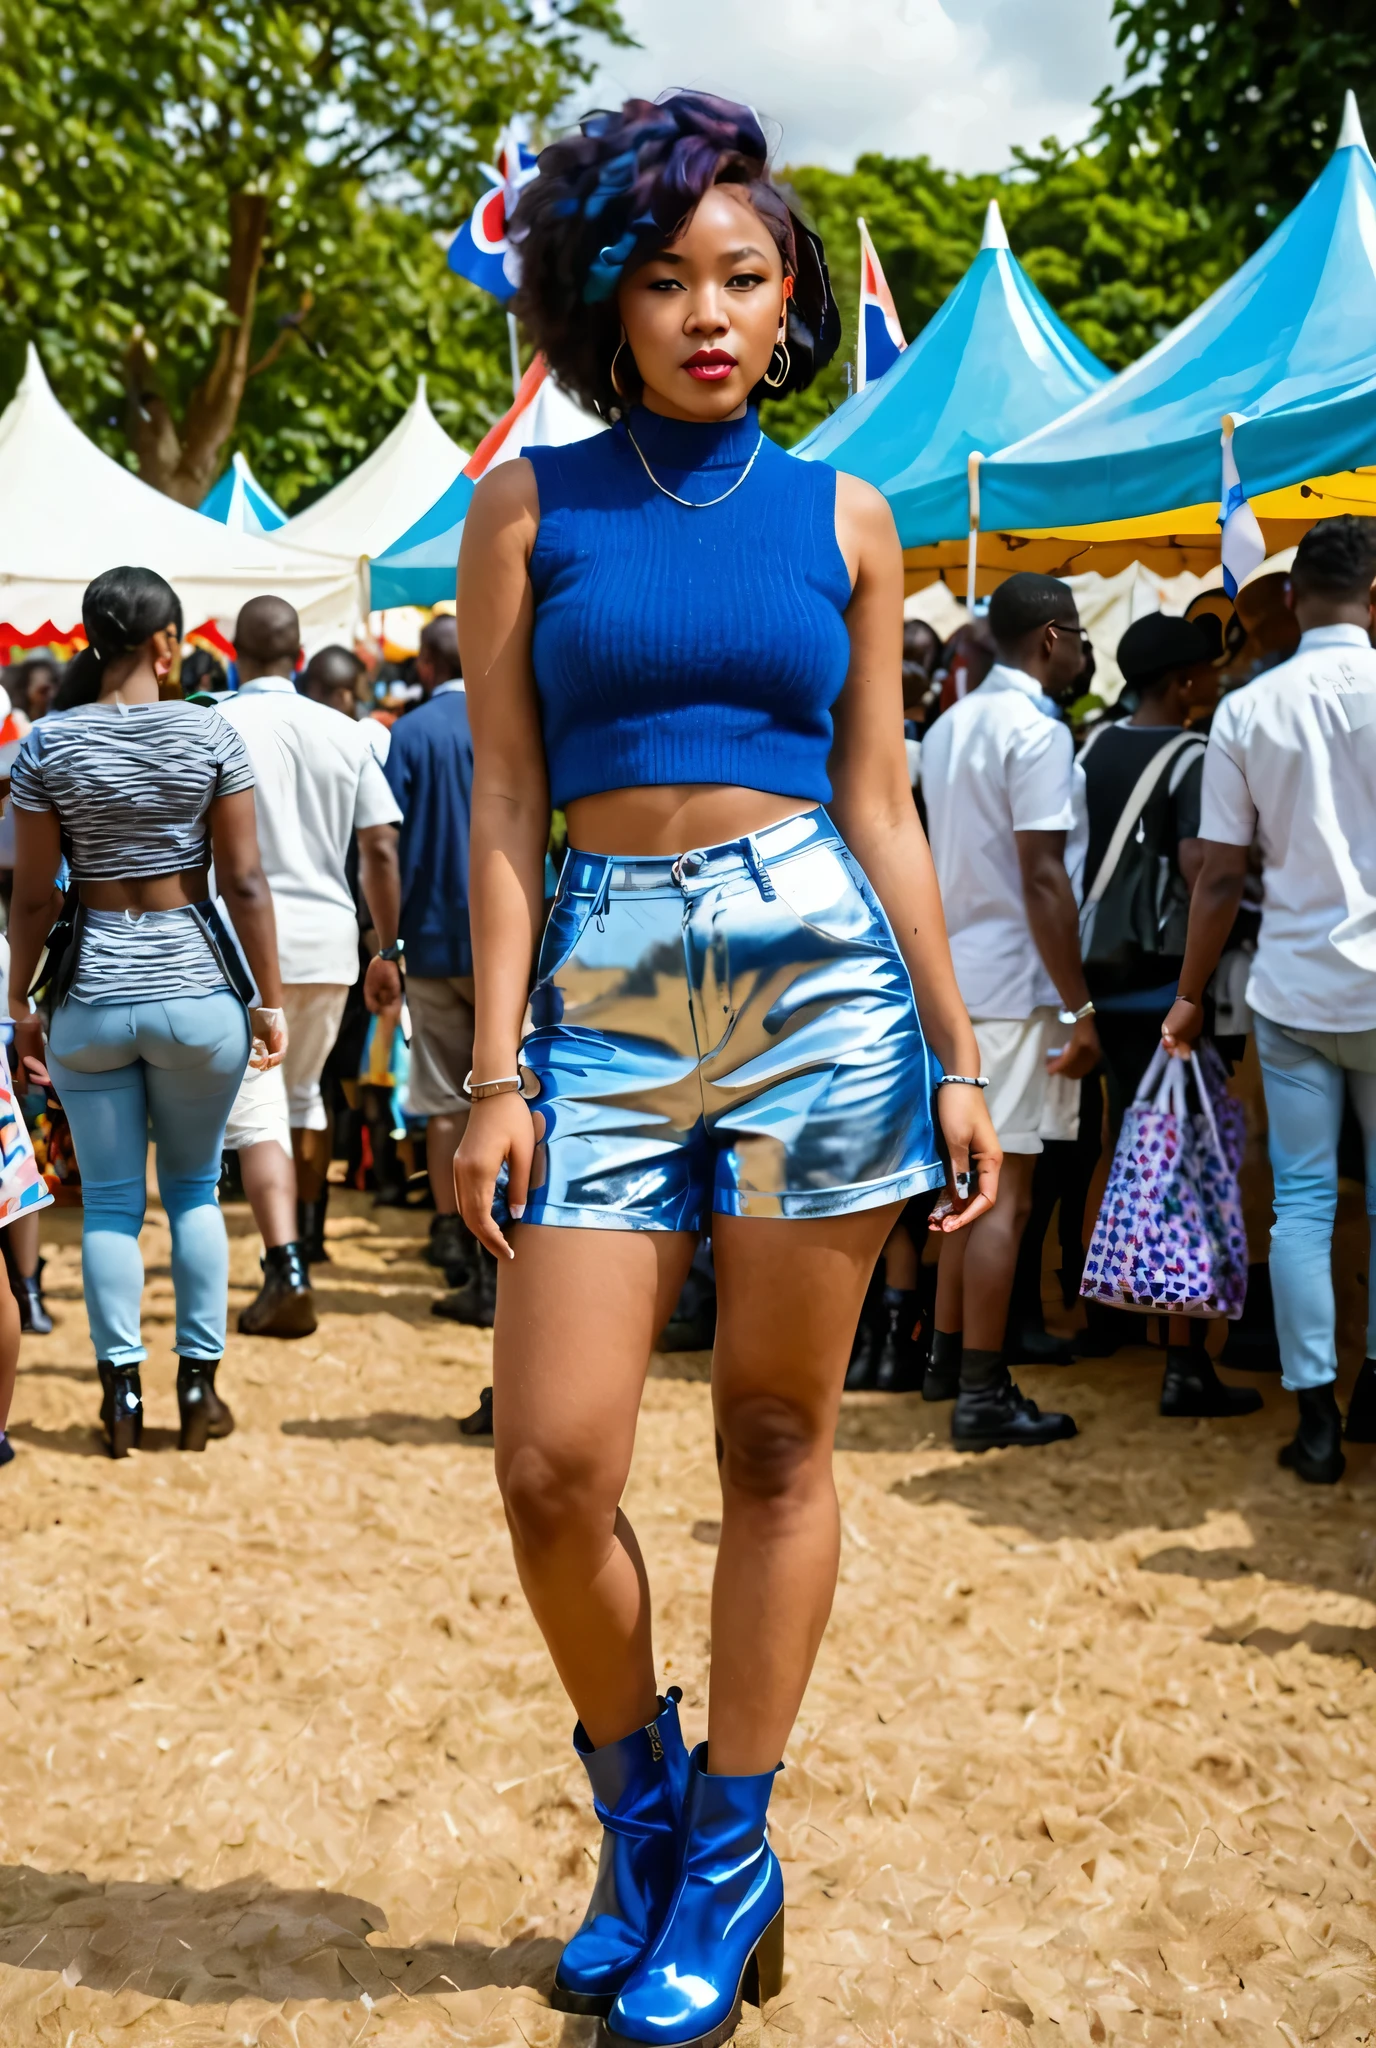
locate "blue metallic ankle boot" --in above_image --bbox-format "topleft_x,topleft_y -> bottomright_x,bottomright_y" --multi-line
606,1743 -> 785,2048
550,1687 -> 690,2016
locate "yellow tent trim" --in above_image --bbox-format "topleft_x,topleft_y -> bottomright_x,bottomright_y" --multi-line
903,468 -> 1376,594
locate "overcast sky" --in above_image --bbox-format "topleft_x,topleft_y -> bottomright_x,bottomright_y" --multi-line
579,0 -> 1125,174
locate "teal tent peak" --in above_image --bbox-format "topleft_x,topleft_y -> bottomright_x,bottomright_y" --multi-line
794,217 -> 1108,547
199,451 -> 287,535
980,199 -> 1010,251
1338,88 -> 1371,155
979,103 -> 1376,535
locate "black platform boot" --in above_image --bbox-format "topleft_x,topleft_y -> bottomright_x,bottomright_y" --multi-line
1345,1359 -> 1376,1442
98,1361 -> 143,1459
872,1288 -> 928,1391
844,1267 -> 886,1389
922,1327 -> 963,1402
1279,1383 -> 1345,1484
238,1243 -> 317,1338
951,1350 -> 1077,1452
178,1358 -> 234,1452
432,1245 -> 498,1328
427,1212 -> 475,1285
297,1192 -> 330,1265
12,1256 -> 53,1336
1160,1326 -> 1263,1418
458,1386 -> 494,1437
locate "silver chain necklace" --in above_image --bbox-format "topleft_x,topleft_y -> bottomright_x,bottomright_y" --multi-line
625,421 -> 764,509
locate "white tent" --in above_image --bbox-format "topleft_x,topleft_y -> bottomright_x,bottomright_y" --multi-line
279,377 -> 469,562
0,346 -> 363,638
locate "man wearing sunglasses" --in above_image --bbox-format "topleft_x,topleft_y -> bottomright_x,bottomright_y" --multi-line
921,572 -> 1095,1450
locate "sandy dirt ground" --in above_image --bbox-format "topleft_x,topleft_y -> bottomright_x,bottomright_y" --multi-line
1,1189 -> 1374,2048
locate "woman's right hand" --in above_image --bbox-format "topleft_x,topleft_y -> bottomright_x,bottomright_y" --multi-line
456,1091 -> 535,1261
248,1006 -> 288,1072
12,1012 -> 49,1091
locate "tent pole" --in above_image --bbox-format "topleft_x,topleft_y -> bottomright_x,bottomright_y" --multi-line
507,312 -> 522,402
965,451 -> 982,610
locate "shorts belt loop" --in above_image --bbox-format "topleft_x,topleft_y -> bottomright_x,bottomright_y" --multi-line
592,858 -> 613,930
740,837 -> 777,902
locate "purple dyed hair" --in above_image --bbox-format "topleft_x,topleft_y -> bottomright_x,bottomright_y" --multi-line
509,90 -> 840,420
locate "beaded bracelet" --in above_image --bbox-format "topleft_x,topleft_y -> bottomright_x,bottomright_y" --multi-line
936,1074 -> 989,1089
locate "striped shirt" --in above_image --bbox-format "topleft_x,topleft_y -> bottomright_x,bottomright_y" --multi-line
10,700 -> 255,1004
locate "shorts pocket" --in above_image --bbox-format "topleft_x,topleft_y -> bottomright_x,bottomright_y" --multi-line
768,843 -> 895,951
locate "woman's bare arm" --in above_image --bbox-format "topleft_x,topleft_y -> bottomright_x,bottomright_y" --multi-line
827,472 -> 1000,1227
210,789 -> 284,1013
7,807 -> 64,1019
455,458 -> 550,1258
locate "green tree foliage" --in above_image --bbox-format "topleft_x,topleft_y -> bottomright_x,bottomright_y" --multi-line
765,143 -> 1220,447
0,0 -> 624,506
1096,0 -> 1376,255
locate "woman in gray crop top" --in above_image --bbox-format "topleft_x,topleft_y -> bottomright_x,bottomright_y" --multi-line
7,565 -> 287,1458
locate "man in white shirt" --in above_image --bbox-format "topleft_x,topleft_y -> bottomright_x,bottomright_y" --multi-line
1164,516 -> 1376,1484
921,572 -> 1098,1451
220,597 -> 403,1337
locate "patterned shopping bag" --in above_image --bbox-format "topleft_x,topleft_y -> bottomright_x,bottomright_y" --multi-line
1080,1045 -> 1247,1320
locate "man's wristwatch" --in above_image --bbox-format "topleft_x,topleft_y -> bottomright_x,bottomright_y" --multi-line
1058,1000 -> 1096,1025
378,941 -> 405,964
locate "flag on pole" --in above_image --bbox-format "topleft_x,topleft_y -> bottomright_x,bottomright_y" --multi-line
856,218 -> 905,392
1218,415 -> 1266,599
447,117 -> 540,304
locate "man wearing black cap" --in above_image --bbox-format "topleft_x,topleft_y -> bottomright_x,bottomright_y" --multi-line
1079,609 -> 1260,1422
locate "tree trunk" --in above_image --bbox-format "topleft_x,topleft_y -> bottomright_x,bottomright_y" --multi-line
125,190 -> 269,507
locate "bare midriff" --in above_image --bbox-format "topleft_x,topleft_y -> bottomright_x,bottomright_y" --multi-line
564,785 -> 814,859
78,867 -> 210,912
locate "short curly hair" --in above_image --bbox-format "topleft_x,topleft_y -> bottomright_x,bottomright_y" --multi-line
509,90 -> 840,421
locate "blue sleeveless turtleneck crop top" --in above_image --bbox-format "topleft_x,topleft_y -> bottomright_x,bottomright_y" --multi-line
525,405 -> 853,807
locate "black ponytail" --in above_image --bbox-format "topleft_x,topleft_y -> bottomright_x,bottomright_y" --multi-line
54,565 -> 183,710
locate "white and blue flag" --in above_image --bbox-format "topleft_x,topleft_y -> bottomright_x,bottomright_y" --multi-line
1218,417 -> 1267,599
447,118 -> 540,305
857,218 -> 905,392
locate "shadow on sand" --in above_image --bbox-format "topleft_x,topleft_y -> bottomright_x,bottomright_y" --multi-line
0,1863 -> 570,2012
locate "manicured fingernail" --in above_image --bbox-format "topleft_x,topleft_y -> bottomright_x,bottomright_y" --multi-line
510,1203 -> 525,1219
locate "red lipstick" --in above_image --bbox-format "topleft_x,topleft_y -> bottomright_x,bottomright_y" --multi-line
683,348 -> 737,382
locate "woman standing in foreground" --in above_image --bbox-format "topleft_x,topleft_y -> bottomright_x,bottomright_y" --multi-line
456,94 -> 1000,2048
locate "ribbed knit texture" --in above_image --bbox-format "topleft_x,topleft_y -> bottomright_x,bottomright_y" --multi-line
527,405 -> 852,807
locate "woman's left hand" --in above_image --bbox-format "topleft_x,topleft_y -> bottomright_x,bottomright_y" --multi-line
929,1082 -> 1001,1233
12,1012 -> 50,1091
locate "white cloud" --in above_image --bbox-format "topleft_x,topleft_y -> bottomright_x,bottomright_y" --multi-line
576,0 -> 1123,174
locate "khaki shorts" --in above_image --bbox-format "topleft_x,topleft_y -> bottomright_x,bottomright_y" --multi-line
404,975 -> 476,1119
974,1008 -> 1080,1156
223,982 -> 351,1156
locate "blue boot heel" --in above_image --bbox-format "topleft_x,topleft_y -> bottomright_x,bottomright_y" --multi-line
606,1744 -> 785,2048
550,1688 -> 689,2016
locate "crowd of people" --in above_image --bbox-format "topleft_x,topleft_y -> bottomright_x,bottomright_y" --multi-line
1,523 -> 1373,1485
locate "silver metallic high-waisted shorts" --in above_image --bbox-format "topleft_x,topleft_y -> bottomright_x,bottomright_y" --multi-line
514,808 -> 943,1231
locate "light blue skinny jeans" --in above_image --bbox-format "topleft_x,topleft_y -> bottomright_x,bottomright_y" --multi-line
47,992 -> 250,1367
1253,1013 -> 1376,1391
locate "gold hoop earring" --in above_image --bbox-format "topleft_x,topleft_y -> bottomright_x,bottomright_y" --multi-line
610,333 -> 631,398
763,339 -> 791,390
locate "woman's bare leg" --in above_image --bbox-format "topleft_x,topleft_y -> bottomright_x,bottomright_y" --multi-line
493,1224 -> 697,1747
0,1266 -> 21,1434
707,1203 -> 901,1775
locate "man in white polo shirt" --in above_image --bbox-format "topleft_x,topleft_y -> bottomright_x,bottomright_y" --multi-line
220,597 -> 403,1337
921,572 -> 1097,1451
1164,516 -> 1376,1485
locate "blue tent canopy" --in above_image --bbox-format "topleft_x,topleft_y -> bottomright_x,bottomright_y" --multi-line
979,94 -> 1376,535
795,201 -> 1109,547
369,472 -> 475,610
199,451 -> 287,535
